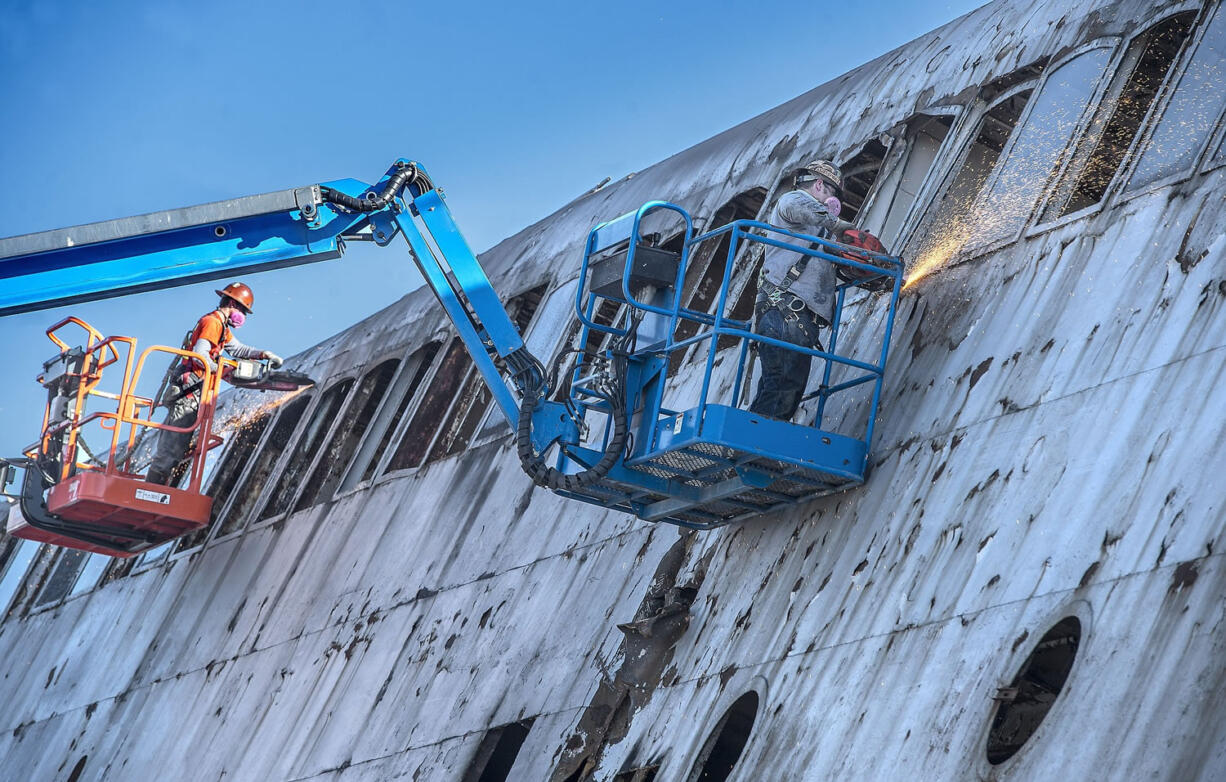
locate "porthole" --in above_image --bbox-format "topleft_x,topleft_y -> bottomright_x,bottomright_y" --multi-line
987,616 -> 1081,764
688,690 -> 759,782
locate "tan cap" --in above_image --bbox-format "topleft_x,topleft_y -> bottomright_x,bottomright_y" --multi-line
796,160 -> 843,192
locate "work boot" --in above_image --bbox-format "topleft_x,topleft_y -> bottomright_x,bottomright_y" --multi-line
145,468 -> 169,485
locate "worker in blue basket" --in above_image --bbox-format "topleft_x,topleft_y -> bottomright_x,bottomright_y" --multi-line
146,282 -> 284,485
750,160 -> 861,421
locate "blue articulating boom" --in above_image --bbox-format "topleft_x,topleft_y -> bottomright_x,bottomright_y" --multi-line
0,160 -> 904,542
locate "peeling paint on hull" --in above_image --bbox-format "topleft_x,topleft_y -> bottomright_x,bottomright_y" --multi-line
4,0 -> 1226,779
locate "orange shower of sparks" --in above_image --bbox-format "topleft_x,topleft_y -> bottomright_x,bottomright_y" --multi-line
214,384 -> 313,438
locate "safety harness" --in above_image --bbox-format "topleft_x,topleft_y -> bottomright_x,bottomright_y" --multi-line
754,231 -> 831,344
154,311 -> 231,407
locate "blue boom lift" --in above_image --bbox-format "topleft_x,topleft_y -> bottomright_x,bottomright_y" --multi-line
0,160 -> 903,556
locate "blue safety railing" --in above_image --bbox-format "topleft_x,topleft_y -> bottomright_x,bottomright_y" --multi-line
554,201 -> 904,528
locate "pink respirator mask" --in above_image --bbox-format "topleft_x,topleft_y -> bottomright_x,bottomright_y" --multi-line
228,310 -> 247,328
824,196 -> 842,219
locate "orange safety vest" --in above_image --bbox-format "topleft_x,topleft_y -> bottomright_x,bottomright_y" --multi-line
181,310 -> 233,376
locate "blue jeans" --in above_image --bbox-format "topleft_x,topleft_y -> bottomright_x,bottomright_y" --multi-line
750,306 -> 823,421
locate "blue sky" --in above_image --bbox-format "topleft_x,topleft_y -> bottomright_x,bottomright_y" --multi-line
0,0 -> 984,458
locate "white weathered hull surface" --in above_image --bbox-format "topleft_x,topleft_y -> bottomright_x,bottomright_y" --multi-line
3,0 -> 1225,779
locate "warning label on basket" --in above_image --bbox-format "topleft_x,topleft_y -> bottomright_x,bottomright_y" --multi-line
135,488 -> 171,505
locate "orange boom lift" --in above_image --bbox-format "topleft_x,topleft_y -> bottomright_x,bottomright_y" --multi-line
3,317 -> 303,557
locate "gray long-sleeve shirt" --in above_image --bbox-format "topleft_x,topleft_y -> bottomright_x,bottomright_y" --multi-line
760,190 -> 851,324
190,335 -> 264,373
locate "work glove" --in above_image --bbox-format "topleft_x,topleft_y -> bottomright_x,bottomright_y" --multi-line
264,351 -> 284,369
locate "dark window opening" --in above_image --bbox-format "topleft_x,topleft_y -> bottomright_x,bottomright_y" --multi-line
218,392 -> 312,536
859,114 -> 955,248
552,293 -> 628,404
715,249 -> 764,352
908,88 -> 1032,268
175,408 -> 273,550
428,284 -> 548,462
981,61 -> 1046,103
101,556 -> 135,584
971,47 -> 1112,249
294,359 -> 400,511
387,339 -> 471,471
1045,13 -> 1196,218
66,553 -> 109,597
0,537 -> 19,580
356,343 -> 441,485
427,364 -> 492,461
583,296 -> 629,359
461,717 -> 535,782
1132,7 -> 1226,190
0,538 -> 38,618
688,690 -> 759,782
11,544 -> 56,614
839,139 -> 890,223
33,549 -> 87,608
672,189 -> 767,369
259,378 -> 354,520
987,616 -> 1081,764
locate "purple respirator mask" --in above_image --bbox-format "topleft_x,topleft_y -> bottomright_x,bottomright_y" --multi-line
228,309 -> 247,328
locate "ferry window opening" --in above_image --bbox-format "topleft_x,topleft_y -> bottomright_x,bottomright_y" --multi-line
0,538 -> 38,620
967,46 -> 1113,251
259,378 -> 354,520
220,391 -> 312,535
189,407 -> 274,547
686,690 -> 760,782
130,540 -> 173,571
101,552 -> 135,583
428,284 -> 549,462
1044,13 -> 1197,219
987,616 -> 1082,764
715,247 -> 764,353
838,139 -> 890,223
674,188 -> 767,368
907,86 -> 1033,271
426,347 -> 493,463
353,342 -> 441,485
859,114 -> 955,249
33,548 -> 88,608
460,717 -> 536,782
386,339 -> 471,471
294,358 -> 401,511
552,293 -> 629,404
1130,5 -> 1226,191
66,553 -> 109,598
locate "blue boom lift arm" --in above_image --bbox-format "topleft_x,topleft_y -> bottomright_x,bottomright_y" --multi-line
1,160 -> 905,533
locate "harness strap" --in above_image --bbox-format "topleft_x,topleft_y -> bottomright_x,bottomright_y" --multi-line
761,223 -> 831,306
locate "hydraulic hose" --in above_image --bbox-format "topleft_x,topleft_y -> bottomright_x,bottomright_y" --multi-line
515,382 -> 628,493
319,162 -> 434,212
514,305 -> 644,492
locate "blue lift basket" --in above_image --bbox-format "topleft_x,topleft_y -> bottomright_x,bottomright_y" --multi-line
547,201 -> 904,529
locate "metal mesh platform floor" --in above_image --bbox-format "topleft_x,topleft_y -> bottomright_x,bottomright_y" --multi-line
573,442 -> 862,529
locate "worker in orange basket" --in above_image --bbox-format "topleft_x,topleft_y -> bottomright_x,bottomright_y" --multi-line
146,282 -> 283,485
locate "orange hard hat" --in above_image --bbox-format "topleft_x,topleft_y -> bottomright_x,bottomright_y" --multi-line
215,282 -> 254,313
